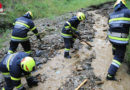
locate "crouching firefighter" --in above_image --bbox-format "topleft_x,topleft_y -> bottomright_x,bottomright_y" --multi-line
0,52 -> 38,90
61,12 -> 86,59
8,11 -> 41,55
106,0 -> 130,80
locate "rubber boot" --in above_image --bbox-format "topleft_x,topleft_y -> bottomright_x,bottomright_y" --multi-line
106,74 -> 117,81
64,52 -> 71,59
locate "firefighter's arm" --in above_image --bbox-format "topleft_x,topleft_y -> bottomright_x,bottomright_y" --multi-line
66,21 -> 81,39
25,73 -> 38,87
65,21 -> 75,34
11,76 -> 26,90
30,22 -> 41,41
72,30 -> 81,40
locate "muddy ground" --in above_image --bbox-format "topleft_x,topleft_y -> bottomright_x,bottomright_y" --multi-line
0,1 -> 130,90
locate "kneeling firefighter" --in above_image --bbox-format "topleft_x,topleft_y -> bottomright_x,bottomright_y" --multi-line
0,52 -> 38,90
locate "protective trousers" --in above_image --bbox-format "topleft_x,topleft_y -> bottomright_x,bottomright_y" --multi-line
63,38 -> 75,57
2,76 -> 14,90
0,62 -> 14,90
108,43 -> 126,76
8,40 -> 31,54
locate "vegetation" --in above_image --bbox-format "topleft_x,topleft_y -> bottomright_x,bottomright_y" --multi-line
125,1 -> 130,67
1,0 -> 113,22
0,29 -> 11,49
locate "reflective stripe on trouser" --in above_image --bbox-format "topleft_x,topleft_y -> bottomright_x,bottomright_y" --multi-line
65,48 -> 70,52
2,87 -> 5,90
16,84 -> 23,89
2,72 -> 10,78
63,38 -> 74,52
108,44 -> 126,75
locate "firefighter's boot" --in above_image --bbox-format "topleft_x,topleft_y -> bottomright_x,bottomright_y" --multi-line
64,52 -> 71,59
106,74 -> 117,81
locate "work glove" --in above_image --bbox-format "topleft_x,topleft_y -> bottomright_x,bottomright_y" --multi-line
75,31 -> 81,40
26,76 -> 38,88
36,35 -> 41,41
18,86 -> 26,90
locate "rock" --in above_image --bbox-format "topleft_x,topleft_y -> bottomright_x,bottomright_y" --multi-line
0,74 -> 4,88
103,29 -> 107,32
36,60 -> 43,66
95,81 -> 104,85
76,65 -> 84,71
36,50 -> 43,57
74,54 -> 80,58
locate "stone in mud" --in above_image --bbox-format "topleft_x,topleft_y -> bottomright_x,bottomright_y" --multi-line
35,50 -> 43,57
76,65 -> 84,71
35,60 -> 43,66
0,74 -> 4,88
95,81 -> 104,85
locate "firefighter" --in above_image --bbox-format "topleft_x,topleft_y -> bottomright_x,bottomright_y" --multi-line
8,11 -> 41,55
0,52 -> 38,90
61,12 -> 86,59
106,0 -> 130,80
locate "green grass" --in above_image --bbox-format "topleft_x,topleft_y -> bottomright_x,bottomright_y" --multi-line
0,29 -> 11,49
1,0 -> 114,23
125,1 -> 130,67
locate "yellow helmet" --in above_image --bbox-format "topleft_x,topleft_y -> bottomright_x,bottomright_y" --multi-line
114,0 -> 127,7
76,12 -> 86,21
25,11 -> 33,18
21,57 -> 36,72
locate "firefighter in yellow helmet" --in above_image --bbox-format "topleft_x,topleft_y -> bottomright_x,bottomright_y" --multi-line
61,12 -> 86,58
106,0 -> 130,80
8,11 -> 41,55
0,52 -> 38,90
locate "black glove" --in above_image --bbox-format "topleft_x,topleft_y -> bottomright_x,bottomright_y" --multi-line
26,76 -> 38,87
19,87 -> 26,90
75,31 -> 81,40
36,35 -> 41,41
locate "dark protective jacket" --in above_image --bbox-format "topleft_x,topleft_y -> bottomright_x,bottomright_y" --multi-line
61,16 -> 80,38
108,3 -> 130,45
0,52 -> 30,89
11,14 -> 39,41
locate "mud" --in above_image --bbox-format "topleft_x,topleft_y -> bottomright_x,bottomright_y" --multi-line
0,1 -> 130,90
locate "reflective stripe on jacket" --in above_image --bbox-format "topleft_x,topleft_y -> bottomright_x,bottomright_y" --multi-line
108,3 -> 130,44
12,16 -> 38,41
0,52 -> 30,88
61,16 -> 80,38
